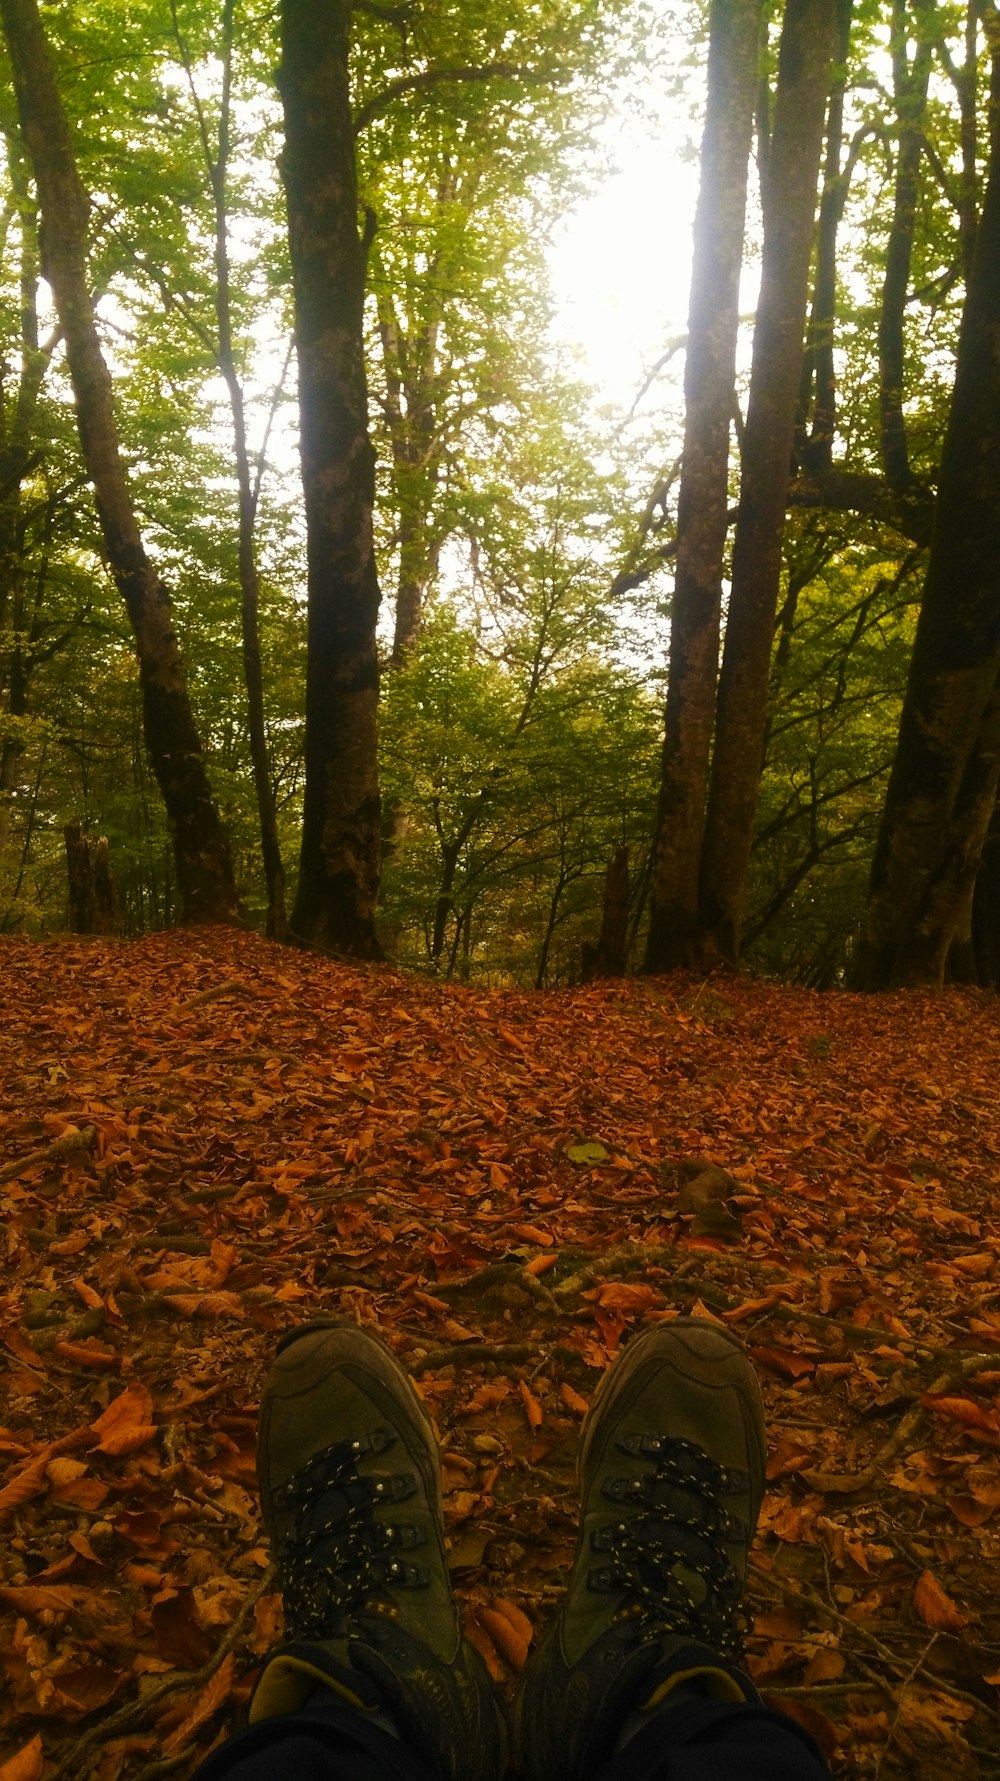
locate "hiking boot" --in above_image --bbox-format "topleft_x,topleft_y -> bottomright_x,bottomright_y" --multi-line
513,1317 -> 766,1781
250,1321 -> 507,1781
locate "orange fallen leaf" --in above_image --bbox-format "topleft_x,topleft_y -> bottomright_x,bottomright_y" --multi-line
510,1223 -> 555,1247
518,1379 -> 543,1432
594,1282 -> 662,1314
412,1289 -> 450,1313
464,1612 -> 505,1683
558,1381 -> 590,1417
0,1735 -> 43,1781
525,1253 -> 557,1277
53,1339 -> 119,1369
90,1383 -> 157,1457
72,1278 -> 104,1310
479,1601 -> 532,1671
162,1653 -> 236,1753
913,1570 -> 969,1631
750,1346 -> 816,1381
922,1394 -> 999,1434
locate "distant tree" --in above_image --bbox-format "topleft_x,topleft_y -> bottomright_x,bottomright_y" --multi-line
0,0 -> 240,923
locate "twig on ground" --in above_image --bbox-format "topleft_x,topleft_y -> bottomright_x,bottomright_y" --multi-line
801,1350 -> 1000,1493
0,1125 -> 95,1184
167,980 -> 258,1017
875,1634 -> 939,1778
51,1564 -> 278,1781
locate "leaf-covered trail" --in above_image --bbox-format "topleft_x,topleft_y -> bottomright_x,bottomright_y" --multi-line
1,930 -> 999,1779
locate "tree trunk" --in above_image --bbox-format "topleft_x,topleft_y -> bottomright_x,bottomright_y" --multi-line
857,38 -> 1000,988
699,0 -> 836,963
642,0 -> 762,974
0,0 -> 240,926
279,0 -> 383,958
970,792 -> 1000,986
582,845 -> 631,981
797,0 -> 853,473
878,0 -> 932,492
207,0 -> 287,940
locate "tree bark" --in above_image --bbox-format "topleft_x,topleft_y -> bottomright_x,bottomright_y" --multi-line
64,824 -> 118,935
279,0 -> 383,958
642,0 -> 763,973
202,0 -> 287,940
699,0 -> 837,963
0,0 -> 240,925
857,35 -> 1000,988
797,0 -> 854,473
970,791 -> 1000,986
878,0 -> 933,491
582,845 -> 630,981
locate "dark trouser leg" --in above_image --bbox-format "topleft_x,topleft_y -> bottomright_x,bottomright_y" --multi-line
594,1699 -> 832,1781
189,1692 -> 438,1781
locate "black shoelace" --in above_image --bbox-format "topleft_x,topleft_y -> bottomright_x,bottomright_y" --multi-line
274,1428 -> 429,1638
588,1435 -> 747,1657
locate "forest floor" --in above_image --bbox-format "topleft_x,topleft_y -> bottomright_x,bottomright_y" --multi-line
1,930 -> 1000,1779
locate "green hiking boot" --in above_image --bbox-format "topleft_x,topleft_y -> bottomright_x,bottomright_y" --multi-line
249,1321 -> 507,1781
513,1317 -> 766,1781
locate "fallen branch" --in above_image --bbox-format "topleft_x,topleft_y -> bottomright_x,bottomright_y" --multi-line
554,1246 -> 701,1298
0,1124 -> 95,1184
167,979 -> 258,1017
801,1351 -> 1000,1493
437,1262 -> 561,1313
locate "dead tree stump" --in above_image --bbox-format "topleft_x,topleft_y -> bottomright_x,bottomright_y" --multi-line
64,824 -> 118,934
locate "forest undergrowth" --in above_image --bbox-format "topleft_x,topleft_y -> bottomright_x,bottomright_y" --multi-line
1,930 -> 999,1778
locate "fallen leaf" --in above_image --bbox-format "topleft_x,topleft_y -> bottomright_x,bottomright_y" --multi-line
0,1735 -> 43,1781
90,1383 -> 157,1457
518,1380 -> 543,1432
913,1570 -> 969,1631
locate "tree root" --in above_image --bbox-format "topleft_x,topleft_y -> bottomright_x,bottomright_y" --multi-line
53,1565 -> 278,1781
801,1350 -> 1000,1493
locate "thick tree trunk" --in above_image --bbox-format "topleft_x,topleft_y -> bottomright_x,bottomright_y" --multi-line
642,0 -> 762,974
857,44 -> 1000,989
0,0 -> 240,926
878,0 -> 932,491
699,0 -> 836,963
279,0 -> 383,958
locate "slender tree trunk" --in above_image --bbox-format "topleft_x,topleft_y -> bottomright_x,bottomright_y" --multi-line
856,38 -> 1000,988
582,845 -> 631,981
642,0 -> 763,973
798,0 -> 853,472
279,0 -> 383,958
0,0 -> 239,925
699,0 -> 836,963
878,0 -> 932,492
970,793 -> 1000,985
198,0 -> 287,939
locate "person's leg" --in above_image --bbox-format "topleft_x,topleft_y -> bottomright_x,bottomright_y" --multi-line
192,1321 -> 506,1781
512,1317 -> 831,1781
